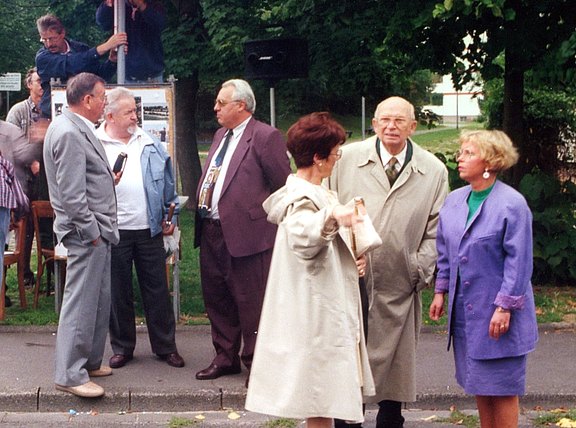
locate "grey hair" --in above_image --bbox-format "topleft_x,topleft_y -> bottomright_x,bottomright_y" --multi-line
222,79 -> 256,114
104,87 -> 134,116
66,73 -> 105,106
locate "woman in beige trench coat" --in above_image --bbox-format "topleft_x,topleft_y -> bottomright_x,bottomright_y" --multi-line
245,112 -> 375,428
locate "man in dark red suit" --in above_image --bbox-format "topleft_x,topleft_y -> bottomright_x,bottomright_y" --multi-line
194,79 -> 291,384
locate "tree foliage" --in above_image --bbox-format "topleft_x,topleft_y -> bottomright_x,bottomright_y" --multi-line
407,0 -> 576,185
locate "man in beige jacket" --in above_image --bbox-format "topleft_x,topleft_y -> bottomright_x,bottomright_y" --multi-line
328,96 -> 449,428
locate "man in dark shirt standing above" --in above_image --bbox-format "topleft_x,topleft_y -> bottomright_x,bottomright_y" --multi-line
35,14 -> 127,118
96,0 -> 165,84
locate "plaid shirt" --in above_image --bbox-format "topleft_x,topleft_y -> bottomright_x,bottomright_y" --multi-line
0,155 -> 19,210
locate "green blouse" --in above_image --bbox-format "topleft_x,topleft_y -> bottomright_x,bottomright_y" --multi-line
467,184 -> 495,224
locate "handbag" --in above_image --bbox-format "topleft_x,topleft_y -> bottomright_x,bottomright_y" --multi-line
342,197 -> 382,258
0,155 -> 30,220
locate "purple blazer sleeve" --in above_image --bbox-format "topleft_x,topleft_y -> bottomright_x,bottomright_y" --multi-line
437,180 -> 538,359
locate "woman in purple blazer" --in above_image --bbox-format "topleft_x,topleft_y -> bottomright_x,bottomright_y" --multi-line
429,130 -> 538,428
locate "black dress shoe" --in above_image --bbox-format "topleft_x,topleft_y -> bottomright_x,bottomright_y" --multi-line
195,363 -> 241,380
158,352 -> 185,368
109,354 -> 133,368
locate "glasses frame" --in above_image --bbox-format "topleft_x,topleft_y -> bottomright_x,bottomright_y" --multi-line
456,149 -> 478,160
329,149 -> 343,160
214,99 -> 242,107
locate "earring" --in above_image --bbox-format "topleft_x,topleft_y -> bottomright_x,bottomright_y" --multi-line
482,169 -> 490,179
318,162 -> 323,167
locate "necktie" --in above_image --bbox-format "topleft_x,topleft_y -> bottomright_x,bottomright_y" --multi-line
198,129 -> 233,217
386,157 -> 399,185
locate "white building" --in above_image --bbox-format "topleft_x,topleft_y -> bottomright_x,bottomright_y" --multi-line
424,74 -> 483,124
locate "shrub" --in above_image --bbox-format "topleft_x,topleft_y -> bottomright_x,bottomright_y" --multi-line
519,169 -> 576,285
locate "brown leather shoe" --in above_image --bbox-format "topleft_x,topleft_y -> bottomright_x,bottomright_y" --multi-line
195,363 -> 241,380
55,381 -> 104,398
158,352 -> 185,368
88,366 -> 113,377
109,354 -> 133,368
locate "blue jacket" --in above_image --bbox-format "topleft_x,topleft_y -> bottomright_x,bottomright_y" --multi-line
435,180 -> 538,359
96,1 -> 165,80
35,39 -> 116,118
97,126 -> 179,237
140,133 -> 179,237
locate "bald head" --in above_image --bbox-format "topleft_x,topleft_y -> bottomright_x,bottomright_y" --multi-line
372,96 -> 417,155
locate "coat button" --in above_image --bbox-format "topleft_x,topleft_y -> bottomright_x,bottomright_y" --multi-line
460,256 -> 468,264
466,304 -> 473,310
463,281 -> 470,287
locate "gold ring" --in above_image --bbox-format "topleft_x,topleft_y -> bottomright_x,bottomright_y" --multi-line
500,324 -> 505,329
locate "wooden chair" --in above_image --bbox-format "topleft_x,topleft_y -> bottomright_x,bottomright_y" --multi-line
0,217 -> 28,320
32,201 -> 57,309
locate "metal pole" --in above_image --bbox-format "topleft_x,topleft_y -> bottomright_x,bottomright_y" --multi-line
114,0 -> 126,84
269,86 -> 276,128
362,96 -> 366,141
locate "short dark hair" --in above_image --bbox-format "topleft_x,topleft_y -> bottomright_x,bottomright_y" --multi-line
24,68 -> 37,87
287,112 -> 346,168
36,14 -> 65,34
66,73 -> 105,106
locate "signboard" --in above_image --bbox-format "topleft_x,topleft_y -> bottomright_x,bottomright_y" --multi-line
51,84 -> 175,159
0,73 -> 22,91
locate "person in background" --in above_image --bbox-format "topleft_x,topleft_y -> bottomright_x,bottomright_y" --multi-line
429,130 -> 538,428
1,95 -> 35,306
328,96 -> 449,428
6,68 -> 52,288
96,0 -> 165,84
35,14 -> 127,118
96,87 -> 184,369
245,112 -> 375,428
44,72 -> 120,398
0,153 -> 29,309
194,79 -> 291,385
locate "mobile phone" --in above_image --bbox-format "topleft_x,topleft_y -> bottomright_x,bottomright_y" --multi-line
112,152 -> 128,173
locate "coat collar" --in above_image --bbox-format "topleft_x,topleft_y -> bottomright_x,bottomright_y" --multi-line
63,109 -> 113,176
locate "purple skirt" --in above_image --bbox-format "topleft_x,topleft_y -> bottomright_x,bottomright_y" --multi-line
452,293 -> 527,396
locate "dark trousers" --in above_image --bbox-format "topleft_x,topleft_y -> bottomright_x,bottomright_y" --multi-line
376,400 -> 405,428
200,220 -> 271,369
109,229 -> 177,356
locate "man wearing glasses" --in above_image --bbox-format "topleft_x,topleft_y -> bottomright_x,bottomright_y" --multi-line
35,14 -> 127,119
194,79 -> 291,386
329,96 -> 449,428
44,73 -> 120,398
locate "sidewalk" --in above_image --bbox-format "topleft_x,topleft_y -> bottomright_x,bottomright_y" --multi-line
1,324 -> 575,425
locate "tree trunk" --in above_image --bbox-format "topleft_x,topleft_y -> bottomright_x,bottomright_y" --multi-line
169,0 -> 203,209
174,74 -> 202,209
502,49 -> 526,188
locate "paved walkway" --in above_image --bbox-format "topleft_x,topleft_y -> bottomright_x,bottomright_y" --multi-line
1,324 -> 575,426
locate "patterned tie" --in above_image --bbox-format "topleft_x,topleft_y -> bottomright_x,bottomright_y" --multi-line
385,156 -> 399,185
198,129 -> 233,218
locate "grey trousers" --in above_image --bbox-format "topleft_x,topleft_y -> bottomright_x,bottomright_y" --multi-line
54,233 -> 111,386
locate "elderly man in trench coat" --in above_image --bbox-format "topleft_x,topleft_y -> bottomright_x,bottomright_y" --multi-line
328,96 -> 449,428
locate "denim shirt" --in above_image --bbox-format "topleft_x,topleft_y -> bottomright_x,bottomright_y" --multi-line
97,126 -> 179,237
139,132 -> 179,237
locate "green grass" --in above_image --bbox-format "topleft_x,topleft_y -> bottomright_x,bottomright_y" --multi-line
263,419 -> 299,428
168,417 -> 198,427
434,408 -> 479,428
532,408 -> 576,427
3,120 -> 576,326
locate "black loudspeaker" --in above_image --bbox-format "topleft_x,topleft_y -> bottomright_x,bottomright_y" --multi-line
244,38 -> 308,81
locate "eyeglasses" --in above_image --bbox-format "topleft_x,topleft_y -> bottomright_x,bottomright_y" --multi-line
39,34 -> 62,44
376,116 -> 409,127
456,149 -> 477,160
89,92 -> 107,102
214,99 -> 241,107
329,149 -> 343,160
